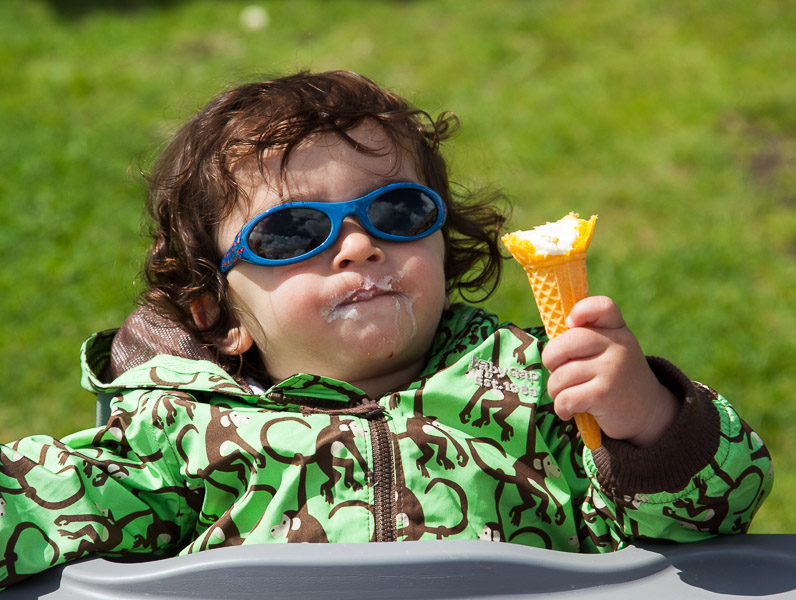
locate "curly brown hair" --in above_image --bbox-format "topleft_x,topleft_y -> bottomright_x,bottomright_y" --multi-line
142,70 -> 507,355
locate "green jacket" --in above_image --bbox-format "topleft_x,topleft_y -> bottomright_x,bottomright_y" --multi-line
0,304 -> 773,588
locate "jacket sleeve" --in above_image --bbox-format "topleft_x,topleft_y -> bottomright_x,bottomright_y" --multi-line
0,390 -> 197,589
579,357 -> 773,551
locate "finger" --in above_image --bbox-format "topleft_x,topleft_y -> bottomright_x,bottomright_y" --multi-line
546,357 -> 595,401
565,296 -> 626,330
541,327 -> 609,373
552,381 -> 598,421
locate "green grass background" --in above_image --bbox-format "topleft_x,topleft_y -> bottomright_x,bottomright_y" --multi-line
1,0 -> 793,533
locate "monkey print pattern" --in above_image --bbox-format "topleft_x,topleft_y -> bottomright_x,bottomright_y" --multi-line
0,304 -> 773,589
459,333 -> 543,442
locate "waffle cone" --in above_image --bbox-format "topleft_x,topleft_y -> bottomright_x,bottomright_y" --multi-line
524,253 -> 589,339
502,214 -> 602,449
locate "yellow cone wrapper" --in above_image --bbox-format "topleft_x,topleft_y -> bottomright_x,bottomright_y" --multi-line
502,213 -> 602,449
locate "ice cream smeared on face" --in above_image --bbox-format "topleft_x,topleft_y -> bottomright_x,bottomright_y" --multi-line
321,274 -> 421,354
512,213 -> 580,256
322,275 -> 414,325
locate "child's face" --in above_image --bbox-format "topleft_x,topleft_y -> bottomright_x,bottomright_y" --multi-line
216,122 -> 448,395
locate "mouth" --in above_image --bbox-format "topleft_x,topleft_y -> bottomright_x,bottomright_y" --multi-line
323,275 -> 403,320
339,285 -> 396,306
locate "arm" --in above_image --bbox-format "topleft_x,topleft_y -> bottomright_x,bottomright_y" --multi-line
584,373 -> 772,547
542,297 -> 773,548
0,391 -> 195,589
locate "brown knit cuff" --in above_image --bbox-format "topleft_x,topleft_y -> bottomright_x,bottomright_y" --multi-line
590,356 -> 721,496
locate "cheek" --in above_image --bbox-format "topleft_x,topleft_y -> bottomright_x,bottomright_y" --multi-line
400,241 -> 447,311
413,236 -> 447,288
269,285 -> 320,329
235,279 -> 308,328
226,269 -> 284,332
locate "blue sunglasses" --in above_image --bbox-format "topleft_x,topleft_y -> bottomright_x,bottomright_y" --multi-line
220,182 -> 447,272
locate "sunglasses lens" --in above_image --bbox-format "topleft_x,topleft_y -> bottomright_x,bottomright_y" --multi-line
368,188 -> 439,237
248,208 -> 331,261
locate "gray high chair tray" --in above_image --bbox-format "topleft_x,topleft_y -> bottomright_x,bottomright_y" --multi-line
8,534 -> 796,599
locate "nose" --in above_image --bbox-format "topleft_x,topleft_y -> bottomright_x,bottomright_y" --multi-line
332,218 -> 385,270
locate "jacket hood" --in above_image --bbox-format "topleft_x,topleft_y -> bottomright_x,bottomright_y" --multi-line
81,303 -> 504,410
80,314 -> 254,399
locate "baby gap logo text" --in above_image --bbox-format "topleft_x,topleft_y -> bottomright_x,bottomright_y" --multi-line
467,356 -> 541,397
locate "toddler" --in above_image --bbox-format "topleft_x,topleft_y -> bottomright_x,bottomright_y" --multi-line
0,71 -> 773,588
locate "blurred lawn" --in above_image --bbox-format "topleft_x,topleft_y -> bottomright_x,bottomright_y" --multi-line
1,0 -> 793,533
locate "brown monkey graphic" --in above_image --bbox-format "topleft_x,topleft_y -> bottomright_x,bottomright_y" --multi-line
467,436 -> 567,528
397,416 -> 468,478
173,405 -> 268,497
395,477 -> 469,540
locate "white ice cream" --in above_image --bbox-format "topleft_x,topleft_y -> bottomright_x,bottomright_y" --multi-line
321,274 -> 420,348
514,214 -> 580,256
322,275 -> 415,325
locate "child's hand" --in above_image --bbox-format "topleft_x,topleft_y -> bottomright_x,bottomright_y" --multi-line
541,296 -> 680,448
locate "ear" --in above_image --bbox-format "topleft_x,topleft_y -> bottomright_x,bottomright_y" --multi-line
217,326 -> 254,356
191,295 -> 254,356
190,295 -> 219,330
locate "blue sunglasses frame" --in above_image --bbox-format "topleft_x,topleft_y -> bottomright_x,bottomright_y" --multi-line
220,182 -> 447,272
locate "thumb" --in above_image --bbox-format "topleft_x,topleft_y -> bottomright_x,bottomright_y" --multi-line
565,296 -> 626,330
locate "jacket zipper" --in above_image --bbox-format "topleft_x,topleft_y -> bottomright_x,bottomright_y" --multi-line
268,389 -> 396,540
369,410 -> 396,542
